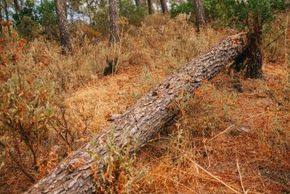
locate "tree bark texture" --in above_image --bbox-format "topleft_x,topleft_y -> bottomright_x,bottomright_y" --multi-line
108,0 -> 119,44
194,0 -> 206,31
245,15 -> 263,78
135,0 -> 140,7
55,0 -> 72,54
3,0 -> 10,34
160,0 -> 168,14
14,0 -> 21,14
25,33 -> 248,194
147,0 -> 154,14
0,8 -> 3,35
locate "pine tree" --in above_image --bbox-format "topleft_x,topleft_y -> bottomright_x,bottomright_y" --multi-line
193,0 -> 206,31
54,0 -> 72,54
147,0 -> 154,14
160,0 -> 168,14
108,0 -> 120,43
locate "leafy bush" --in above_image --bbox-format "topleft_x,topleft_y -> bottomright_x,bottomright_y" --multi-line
169,0 -> 218,21
170,2 -> 194,19
93,9 -> 110,36
120,0 -> 146,26
213,0 -> 286,29
170,0 -> 286,29
14,0 -> 58,40
14,1 -> 41,40
15,16 -> 42,40
93,0 -> 145,36
38,0 -> 58,39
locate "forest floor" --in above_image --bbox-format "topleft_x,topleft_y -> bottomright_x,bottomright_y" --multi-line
0,14 -> 289,193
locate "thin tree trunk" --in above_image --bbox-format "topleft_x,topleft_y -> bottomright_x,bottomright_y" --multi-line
3,0 -> 10,35
147,0 -> 154,14
54,0 -> 72,54
135,0 -> 140,7
19,0 -> 24,8
25,33 -> 248,194
194,0 -> 206,31
0,7 -> 3,36
160,0 -> 168,14
108,0 -> 119,44
14,0 -> 20,14
245,15 -> 263,78
104,0 -> 120,76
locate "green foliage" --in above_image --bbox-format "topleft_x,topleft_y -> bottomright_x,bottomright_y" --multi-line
14,1 -> 41,40
170,2 -> 194,18
16,16 -> 42,40
170,0 -> 285,30
219,0 -> 285,29
93,0 -> 145,36
169,1 -> 221,22
203,0 -> 226,21
93,9 -> 110,36
14,0 -> 58,39
120,0 -> 145,26
38,0 -> 58,39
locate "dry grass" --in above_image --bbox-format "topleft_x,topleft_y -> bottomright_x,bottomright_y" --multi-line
134,62 -> 289,194
0,14 -> 289,193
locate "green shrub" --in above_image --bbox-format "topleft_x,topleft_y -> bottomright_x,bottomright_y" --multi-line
170,2 -> 194,18
16,16 -> 41,40
14,0 -> 41,40
14,0 -> 58,40
120,0 -> 146,26
38,0 -> 58,39
93,9 -> 110,36
213,0 -> 286,29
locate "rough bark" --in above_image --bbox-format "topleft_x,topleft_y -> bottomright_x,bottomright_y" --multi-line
160,0 -> 168,14
147,0 -> 154,14
25,33 -> 248,194
14,0 -> 21,14
55,0 -> 72,54
245,15 -> 263,78
0,7 -> 3,36
194,0 -> 206,31
20,0 -> 24,8
232,16 -> 263,78
135,0 -> 140,7
108,0 -> 119,44
3,0 -> 10,35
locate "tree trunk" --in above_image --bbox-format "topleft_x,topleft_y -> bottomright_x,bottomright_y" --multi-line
160,0 -> 168,14
54,0 -> 72,54
245,14 -> 263,78
19,0 -> 24,8
233,15 -> 263,78
3,0 -> 10,35
25,33 -> 248,194
135,0 -> 140,7
108,0 -> 119,44
14,0 -> 21,14
0,7 -> 3,36
147,0 -> 154,14
194,0 -> 206,31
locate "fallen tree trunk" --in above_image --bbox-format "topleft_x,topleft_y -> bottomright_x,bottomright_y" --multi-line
26,33 -> 248,194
